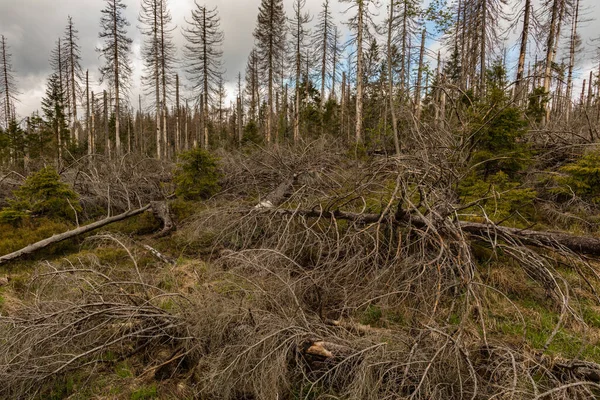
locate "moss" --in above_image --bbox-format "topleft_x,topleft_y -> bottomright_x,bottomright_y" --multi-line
130,384 -> 158,400
170,198 -> 199,222
0,218 -> 74,261
110,212 -> 161,235
115,362 -> 133,378
360,304 -> 383,326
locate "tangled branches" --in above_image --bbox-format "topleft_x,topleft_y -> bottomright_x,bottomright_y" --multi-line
0,239 -> 194,399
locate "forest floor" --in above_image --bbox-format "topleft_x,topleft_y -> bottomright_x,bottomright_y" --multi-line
2,141 -> 600,399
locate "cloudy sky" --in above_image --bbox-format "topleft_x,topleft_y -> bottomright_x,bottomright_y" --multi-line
1,0 -> 599,118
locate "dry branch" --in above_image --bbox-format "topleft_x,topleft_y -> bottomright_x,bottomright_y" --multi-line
264,208 -> 600,257
0,204 -> 151,265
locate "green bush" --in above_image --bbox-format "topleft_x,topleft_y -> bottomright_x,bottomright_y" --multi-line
174,147 -> 221,200
551,151 -> 600,203
459,171 -> 537,223
0,166 -> 81,225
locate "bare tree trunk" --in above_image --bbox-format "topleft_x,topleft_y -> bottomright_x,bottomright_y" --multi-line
160,0 -> 168,159
0,205 -> 152,266
341,71 -> 346,140
294,13 -> 302,143
414,28 -> 426,121
185,99 -> 189,150
104,90 -> 110,159
386,1 -> 400,155
355,0 -> 364,145
86,70 -> 92,154
138,94 -> 143,154
91,91 -> 95,154
320,0 -> 329,109
565,0 -> 579,123
57,41 -> 64,164
480,0 -> 487,94
515,0 -> 531,105
112,5 -> 121,157
1,36 -> 11,128
175,73 -> 180,153
543,0 -> 561,125
68,21 -> 78,144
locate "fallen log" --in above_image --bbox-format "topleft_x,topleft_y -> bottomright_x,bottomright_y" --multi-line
0,204 -> 152,265
255,174 -> 300,209
261,208 -> 600,257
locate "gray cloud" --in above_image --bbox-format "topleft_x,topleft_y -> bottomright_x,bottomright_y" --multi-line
1,0 -> 599,117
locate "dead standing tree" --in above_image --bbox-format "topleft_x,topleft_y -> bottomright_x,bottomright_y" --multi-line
97,0 -> 133,158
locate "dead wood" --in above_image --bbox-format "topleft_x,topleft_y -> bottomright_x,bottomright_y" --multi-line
0,204 -> 152,265
263,208 -> 600,257
150,200 -> 176,237
141,244 -> 176,266
255,174 -> 299,209
298,338 -> 357,369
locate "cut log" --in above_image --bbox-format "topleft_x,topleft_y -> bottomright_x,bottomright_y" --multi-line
261,208 -> 600,257
0,204 -> 151,265
298,338 -> 356,370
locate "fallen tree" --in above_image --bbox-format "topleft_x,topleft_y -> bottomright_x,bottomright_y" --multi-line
262,208 -> 600,257
0,204 -> 152,265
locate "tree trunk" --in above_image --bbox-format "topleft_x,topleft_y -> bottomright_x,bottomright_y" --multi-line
386,1 -> 401,155
0,205 -> 152,265
112,2 -> 121,157
414,28 -> 426,121
515,0 -> 531,105
68,21 -> 78,144
355,0 -> 364,145
543,0 -> 561,125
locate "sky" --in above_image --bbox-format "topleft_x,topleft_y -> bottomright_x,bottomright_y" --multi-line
1,0 -> 600,118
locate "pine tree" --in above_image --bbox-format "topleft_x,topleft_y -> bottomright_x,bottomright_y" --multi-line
0,35 -> 19,130
254,0 -> 287,144
183,3 -> 224,150
97,0 -> 133,157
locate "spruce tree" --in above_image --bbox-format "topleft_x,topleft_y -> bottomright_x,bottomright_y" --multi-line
63,16 -> 83,142
97,0 -> 133,157
253,0 -> 287,144
0,35 -> 19,130
140,0 -> 177,159
290,0 -> 311,142
183,3 -> 224,150
41,73 -> 70,163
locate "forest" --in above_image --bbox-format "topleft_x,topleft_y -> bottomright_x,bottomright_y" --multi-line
2,0 -> 600,398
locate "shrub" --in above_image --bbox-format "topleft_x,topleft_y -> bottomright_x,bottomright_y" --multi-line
459,171 -> 537,223
174,147 -> 221,200
550,151 -> 600,203
0,166 -> 81,225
